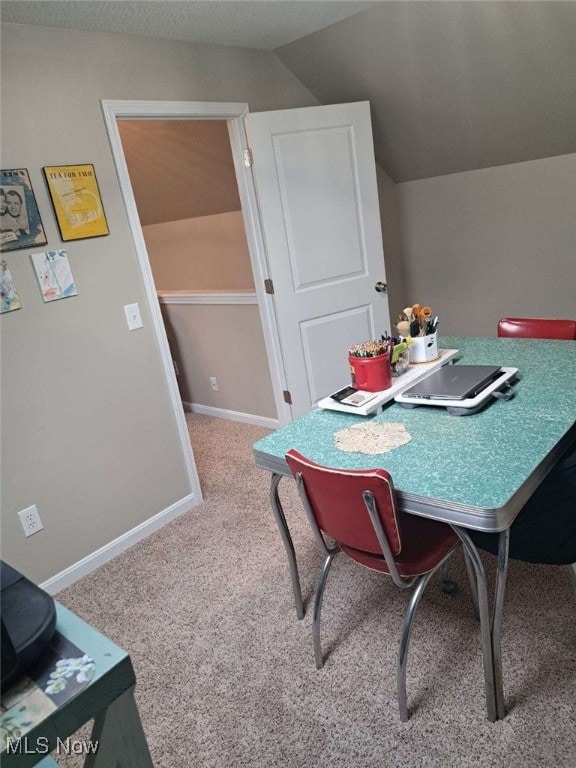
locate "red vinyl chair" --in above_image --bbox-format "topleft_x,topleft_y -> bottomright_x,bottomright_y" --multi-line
285,449 -> 477,721
497,317 -> 576,340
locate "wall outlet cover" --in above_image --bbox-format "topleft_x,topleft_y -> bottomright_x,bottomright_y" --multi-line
18,504 -> 44,537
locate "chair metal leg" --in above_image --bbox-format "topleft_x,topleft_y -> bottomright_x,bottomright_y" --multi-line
270,472 -> 304,620
438,560 -> 458,594
397,569 -> 436,722
566,562 -> 576,604
313,553 -> 336,670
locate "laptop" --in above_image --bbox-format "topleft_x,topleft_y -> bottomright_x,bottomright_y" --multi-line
400,365 -> 503,401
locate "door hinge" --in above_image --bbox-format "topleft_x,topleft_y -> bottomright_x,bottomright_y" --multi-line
264,278 -> 274,294
283,390 -> 292,405
243,148 -> 253,168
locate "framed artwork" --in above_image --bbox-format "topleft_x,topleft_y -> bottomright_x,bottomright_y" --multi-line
30,249 -> 78,302
0,259 -> 22,312
1,169 -> 48,252
43,164 -> 109,241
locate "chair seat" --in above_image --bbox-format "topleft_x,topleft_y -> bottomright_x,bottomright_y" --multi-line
341,515 -> 459,577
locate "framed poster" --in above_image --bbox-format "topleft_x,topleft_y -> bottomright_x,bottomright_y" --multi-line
0,169 -> 48,252
43,164 -> 109,241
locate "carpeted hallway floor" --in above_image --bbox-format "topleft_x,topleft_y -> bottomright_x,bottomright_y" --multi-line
57,413 -> 576,767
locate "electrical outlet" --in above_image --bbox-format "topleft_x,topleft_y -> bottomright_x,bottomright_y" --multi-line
18,504 -> 44,537
210,376 -> 218,391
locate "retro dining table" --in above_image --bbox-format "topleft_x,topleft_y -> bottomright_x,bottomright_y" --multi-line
252,336 -> 576,722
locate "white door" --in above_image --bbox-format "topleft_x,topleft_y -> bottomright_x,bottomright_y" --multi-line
246,102 -> 391,419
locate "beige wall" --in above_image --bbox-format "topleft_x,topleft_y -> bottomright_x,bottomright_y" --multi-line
162,302 -> 276,419
397,154 -> 576,337
144,212 -> 254,291
0,22 -> 318,585
376,166 -> 406,326
147,209 -> 274,419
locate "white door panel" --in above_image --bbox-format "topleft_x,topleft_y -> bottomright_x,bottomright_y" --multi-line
274,127 -> 365,287
247,102 -> 390,418
301,305 -> 375,403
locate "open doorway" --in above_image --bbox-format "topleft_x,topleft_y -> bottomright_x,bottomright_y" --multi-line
101,100 -> 292,503
116,118 -> 278,429
103,99 -> 390,436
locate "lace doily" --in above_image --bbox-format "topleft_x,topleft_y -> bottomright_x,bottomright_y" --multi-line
334,422 -> 411,455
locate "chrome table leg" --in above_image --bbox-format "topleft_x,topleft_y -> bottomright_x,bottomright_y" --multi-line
270,472 -> 304,620
451,526 -> 498,722
492,528 -> 510,720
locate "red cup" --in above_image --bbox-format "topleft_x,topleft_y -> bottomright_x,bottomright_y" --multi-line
348,353 -> 392,392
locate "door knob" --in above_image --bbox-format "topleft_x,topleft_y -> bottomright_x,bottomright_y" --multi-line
374,282 -> 387,293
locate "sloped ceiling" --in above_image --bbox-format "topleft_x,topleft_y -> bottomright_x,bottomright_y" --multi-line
117,121 -> 242,225
276,2 -> 576,181
2,1 -> 575,182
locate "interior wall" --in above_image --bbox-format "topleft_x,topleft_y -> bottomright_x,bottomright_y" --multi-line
161,302 -> 277,419
397,154 -> 576,337
143,211 -> 254,291
0,21 -> 319,585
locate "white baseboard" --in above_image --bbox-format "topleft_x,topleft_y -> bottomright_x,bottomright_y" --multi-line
182,401 -> 278,430
40,493 -> 199,595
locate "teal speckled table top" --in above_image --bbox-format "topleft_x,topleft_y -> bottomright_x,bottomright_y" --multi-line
253,336 -> 576,530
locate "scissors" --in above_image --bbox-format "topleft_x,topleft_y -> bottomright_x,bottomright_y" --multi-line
411,304 -> 433,323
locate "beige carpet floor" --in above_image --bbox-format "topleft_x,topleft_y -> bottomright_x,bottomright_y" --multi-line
57,413 -> 576,767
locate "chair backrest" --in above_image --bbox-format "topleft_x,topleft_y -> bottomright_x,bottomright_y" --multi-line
285,449 -> 401,556
497,317 -> 576,340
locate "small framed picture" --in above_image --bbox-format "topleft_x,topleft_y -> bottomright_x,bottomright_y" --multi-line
0,259 -> 22,312
1,169 -> 48,252
43,164 -> 109,241
31,249 -> 78,302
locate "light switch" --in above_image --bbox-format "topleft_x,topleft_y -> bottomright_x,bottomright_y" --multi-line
124,303 -> 143,331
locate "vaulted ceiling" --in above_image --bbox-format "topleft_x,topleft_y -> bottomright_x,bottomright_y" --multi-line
3,1 -> 575,182
277,2 -> 576,181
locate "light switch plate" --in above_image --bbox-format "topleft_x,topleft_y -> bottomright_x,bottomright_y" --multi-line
124,303 -> 143,331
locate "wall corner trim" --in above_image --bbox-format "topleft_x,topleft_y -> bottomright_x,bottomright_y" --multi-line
157,290 -> 257,305
40,493 -> 199,595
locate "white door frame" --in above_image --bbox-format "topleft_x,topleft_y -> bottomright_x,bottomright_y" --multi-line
100,103 -> 291,483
